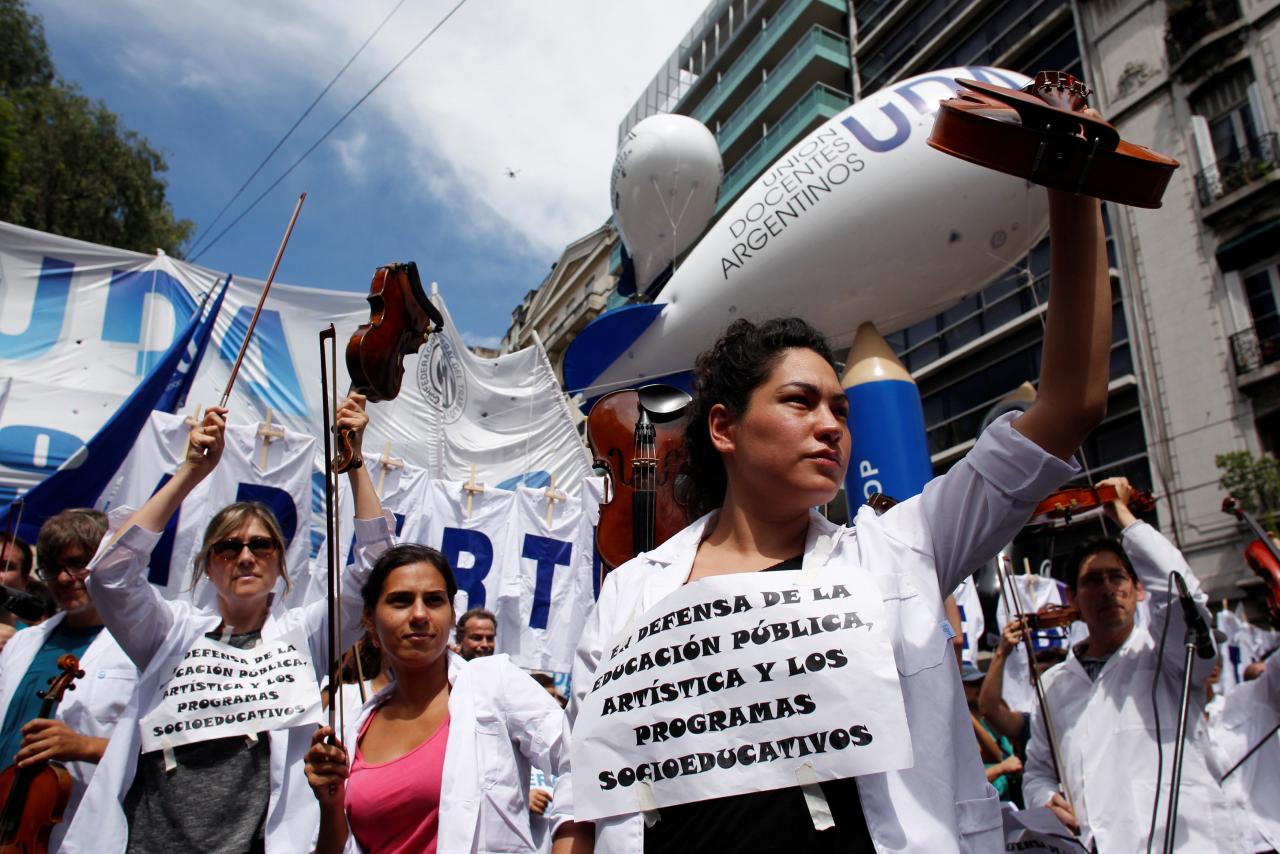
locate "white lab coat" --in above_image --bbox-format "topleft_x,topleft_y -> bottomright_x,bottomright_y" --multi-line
570,413 -> 1078,854
60,514 -> 393,854
1023,520 -> 1241,853
1207,657 -> 1280,852
338,652 -> 574,854
0,612 -> 137,850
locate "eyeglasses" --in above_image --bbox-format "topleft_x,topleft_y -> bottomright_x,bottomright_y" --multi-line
210,537 -> 279,561
47,560 -> 91,579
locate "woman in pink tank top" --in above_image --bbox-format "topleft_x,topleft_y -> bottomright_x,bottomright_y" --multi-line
304,544 -> 590,854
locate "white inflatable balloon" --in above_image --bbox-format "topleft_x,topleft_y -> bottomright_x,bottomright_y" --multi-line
568,67 -> 1047,397
611,114 -> 723,293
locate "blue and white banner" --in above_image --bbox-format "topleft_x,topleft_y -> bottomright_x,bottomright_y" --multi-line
0,220 -> 592,511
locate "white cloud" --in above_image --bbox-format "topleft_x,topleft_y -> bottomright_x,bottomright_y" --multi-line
39,0 -> 704,257
461,330 -> 502,350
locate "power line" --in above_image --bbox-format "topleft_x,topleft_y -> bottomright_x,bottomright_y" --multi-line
186,0 -> 413,260
190,0 -> 470,262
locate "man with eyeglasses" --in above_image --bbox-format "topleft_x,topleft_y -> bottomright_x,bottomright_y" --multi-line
1024,478 -> 1240,853
0,508 -> 138,849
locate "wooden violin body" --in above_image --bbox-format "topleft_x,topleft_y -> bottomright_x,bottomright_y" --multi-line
1222,496 -> 1280,628
929,71 -> 1179,208
346,261 -> 443,404
588,386 -> 692,570
1029,482 -> 1156,526
0,654 -> 83,853
1024,602 -> 1081,631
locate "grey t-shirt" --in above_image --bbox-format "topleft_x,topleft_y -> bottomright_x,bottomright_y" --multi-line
123,630 -> 270,854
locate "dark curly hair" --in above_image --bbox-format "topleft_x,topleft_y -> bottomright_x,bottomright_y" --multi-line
682,318 -> 838,517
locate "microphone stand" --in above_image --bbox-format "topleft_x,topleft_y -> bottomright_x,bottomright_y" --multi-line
1161,629 -> 1197,854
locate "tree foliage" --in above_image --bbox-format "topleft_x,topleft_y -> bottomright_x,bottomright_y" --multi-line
0,0 -> 192,255
1216,450 -> 1280,533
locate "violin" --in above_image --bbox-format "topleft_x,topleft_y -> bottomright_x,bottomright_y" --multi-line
1028,482 -> 1156,526
1023,602 -> 1081,631
339,262 -> 444,473
588,386 -> 693,570
929,71 -> 1179,208
0,654 -> 84,853
1221,496 -> 1280,628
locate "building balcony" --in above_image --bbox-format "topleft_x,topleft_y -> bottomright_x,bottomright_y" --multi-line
689,0 -> 847,127
1197,132 -> 1280,210
1165,0 -> 1245,78
1230,324 -> 1280,381
716,26 -> 851,168
717,82 -> 854,211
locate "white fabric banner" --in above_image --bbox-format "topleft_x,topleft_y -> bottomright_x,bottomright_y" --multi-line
410,291 -> 592,494
0,221 -> 592,503
139,628 -> 322,752
1216,606 -> 1279,694
572,569 -> 912,821
497,484 -> 599,673
400,479 -> 518,615
97,411 -> 316,609
953,576 -> 984,668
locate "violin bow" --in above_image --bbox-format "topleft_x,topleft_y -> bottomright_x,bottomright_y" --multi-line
999,555 -> 1078,814
318,325 -> 343,744
220,193 -> 306,408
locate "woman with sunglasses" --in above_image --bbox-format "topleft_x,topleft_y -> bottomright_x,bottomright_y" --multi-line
570,190 -> 1111,853
303,544 -> 587,854
63,395 -> 393,854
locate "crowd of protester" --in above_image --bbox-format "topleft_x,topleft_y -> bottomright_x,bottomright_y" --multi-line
0,187 -> 1275,853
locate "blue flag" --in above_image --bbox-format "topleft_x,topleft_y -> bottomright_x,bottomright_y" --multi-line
156,275 -> 231,415
0,305 -> 205,541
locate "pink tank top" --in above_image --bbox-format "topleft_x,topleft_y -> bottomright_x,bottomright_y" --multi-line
346,709 -> 450,854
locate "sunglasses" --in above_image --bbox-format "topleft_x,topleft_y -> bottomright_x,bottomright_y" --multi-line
210,537 -> 279,561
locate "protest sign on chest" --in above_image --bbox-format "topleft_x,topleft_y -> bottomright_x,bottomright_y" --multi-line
139,627 -> 323,752
497,484 -> 598,674
571,567 -> 912,820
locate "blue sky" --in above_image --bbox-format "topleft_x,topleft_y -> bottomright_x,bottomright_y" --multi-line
28,0 -> 701,347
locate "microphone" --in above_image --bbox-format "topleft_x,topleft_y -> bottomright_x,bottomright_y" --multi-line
1,584 -> 46,624
1171,571 -> 1216,660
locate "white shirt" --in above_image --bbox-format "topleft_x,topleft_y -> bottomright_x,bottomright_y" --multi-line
1023,520 -> 1240,853
0,612 -> 137,850
570,413 -> 1078,854
340,652 -> 574,854
60,513 -> 393,854
1206,659 -> 1280,852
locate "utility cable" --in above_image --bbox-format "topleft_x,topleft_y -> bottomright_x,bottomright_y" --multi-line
191,0 -> 470,262
186,0 -> 412,259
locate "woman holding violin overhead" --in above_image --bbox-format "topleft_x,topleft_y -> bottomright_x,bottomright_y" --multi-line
61,395 -> 394,854
569,174 -> 1110,851
302,544 -> 585,854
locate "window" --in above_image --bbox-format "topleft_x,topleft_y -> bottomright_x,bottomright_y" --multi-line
1242,258 -> 1280,362
1193,65 -> 1261,166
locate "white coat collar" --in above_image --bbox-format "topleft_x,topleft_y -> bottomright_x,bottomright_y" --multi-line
635,509 -> 849,614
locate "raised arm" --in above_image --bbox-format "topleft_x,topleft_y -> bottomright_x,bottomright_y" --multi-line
114,406 -> 226,540
1012,191 -> 1110,461
1108,477 -> 1217,681
87,407 -> 227,667
979,618 -> 1031,748
301,394 -> 395,664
